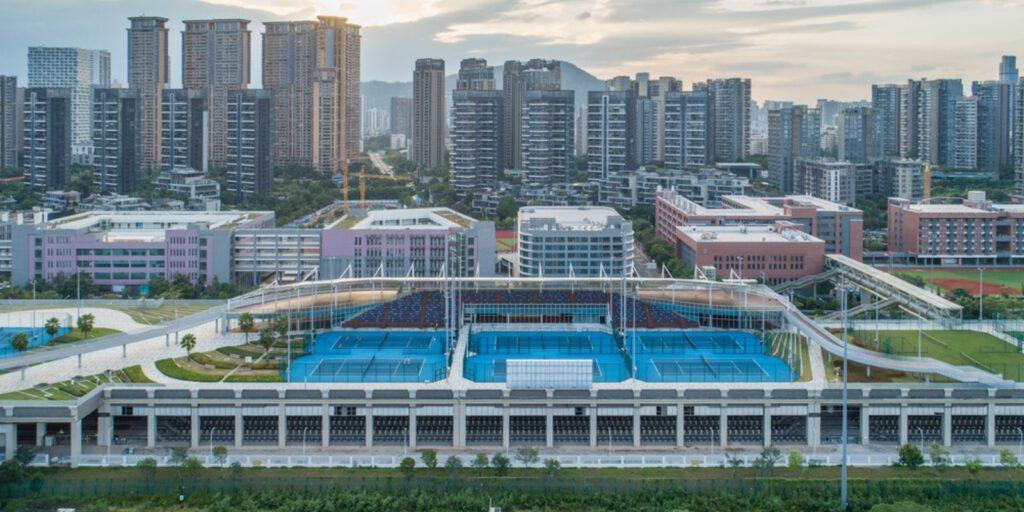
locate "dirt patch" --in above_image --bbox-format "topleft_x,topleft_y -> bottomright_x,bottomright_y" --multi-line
927,278 -> 1020,296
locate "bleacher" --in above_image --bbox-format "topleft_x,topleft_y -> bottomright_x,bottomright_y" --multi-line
343,290 -> 696,329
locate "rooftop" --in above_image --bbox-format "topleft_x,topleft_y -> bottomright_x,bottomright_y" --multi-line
675,224 -> 823,243
327,207 -> 475,231
43,210 -> 272,242
518,206 -> 627,231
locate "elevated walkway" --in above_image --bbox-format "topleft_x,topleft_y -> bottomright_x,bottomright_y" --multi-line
818,297 -> 898,321
825,254 -> 962,321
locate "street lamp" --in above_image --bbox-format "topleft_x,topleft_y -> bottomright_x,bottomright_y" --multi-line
1017,427 -> 1023,460
837,279 -> 852,512
978,267 -> 984,322
106,424 -> 114,465
302,427 -> 309,458
209,428 -> 218,462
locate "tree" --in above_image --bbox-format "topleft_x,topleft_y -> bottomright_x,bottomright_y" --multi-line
228,461 -> 244,486
169,447 -> 189,466
0,459 -> 24,484
753,446 -> 783,475
238,313 -> 255,344
257,327 -> 275,353
137,457 -> 158,487
471,453 -> 489,469
10,332 -> 29,352
544,458 -> 561,478
14,446 -> 35,467
928,442 -> 949,468
180,457 -> 203,484
868,503 -> 934,512
999,448 -> 1020,469
444,455 -> 463,477
787,450 -> 804,470
179,333 -> 197,357
515,447 -> 540,468
496,196 -> 520,222
399,456 -> 416,480
77,313 -> 95,339
212,445 -> 228,466
420,449 -> 438,469
273,316 -> 289,341
44,317 -> 60,338
896,444 -> 924,469
491,453 -> 510,476
965,457 -> 982,475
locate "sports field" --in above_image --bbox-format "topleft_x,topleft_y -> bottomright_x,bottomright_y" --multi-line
894,268 -> 1024,295
846,329 -> 1024,381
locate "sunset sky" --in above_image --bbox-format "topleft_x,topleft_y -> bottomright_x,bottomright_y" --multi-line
1,0 -> 1021,103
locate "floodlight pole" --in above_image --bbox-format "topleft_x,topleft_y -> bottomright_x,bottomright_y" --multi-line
839,279 -> 849,512
978,267 -> 984,322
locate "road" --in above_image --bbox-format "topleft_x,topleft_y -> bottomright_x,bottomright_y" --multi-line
368,151 -> 393,177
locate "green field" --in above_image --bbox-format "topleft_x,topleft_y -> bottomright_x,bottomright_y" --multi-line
0,365 -> 152,401
846,330 -> 1024,381
895,268 -> 1024,293
50,327 -> 122,344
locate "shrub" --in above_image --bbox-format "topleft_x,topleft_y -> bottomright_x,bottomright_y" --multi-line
999,448 -> 1020,469
212,445 -> 228,466
964,457 -> 983,475
896,444 -> 924,469
752,446 -> 782,475
787,450 -> 803,469
168,447 -> 189,466
491,453 -> 511,476
399,457 -> 416,480
471,453 -> 489,469
420,449 -> 438,469
179,457 -> 203,483
544,458 -> 561,478
928,442 -> 949,468
444,455 -> 463,477
136,457 -> 158,484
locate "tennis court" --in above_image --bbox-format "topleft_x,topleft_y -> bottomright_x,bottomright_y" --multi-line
640,354 -> 794,382
287,329 -> 448,383
633,331 -> 760,354
0,326 -> 70,360
464,330 -> 630,382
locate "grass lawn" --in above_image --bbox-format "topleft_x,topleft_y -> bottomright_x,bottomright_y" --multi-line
895,268 -> 1024,295
111,303 -> 217,325
845,329 -> 1024,381
0,366 -> 153,400
51,327 -> 122,344
767,331 -> 812,382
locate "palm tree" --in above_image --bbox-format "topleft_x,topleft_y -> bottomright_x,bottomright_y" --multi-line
77,313 -> 95,339
44,317 -> 61,338
238,313 -> 255,344
179,333 -> 197,358
257,327 -> 275,353
273,316 -> 288,341
10,332 -> 30,353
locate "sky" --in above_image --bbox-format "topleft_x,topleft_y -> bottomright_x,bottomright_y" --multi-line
0,0 -> 1022,103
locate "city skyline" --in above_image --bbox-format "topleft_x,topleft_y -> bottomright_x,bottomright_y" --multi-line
0,0 -> 1021,103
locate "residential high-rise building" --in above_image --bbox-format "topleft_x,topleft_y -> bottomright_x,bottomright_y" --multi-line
262,16 -> 360,174
362,107 -> 389,136
23,88 -> 72,190
226,89 -> 274,199
127,16 -> 169,171
587,90 -> 637,183
517,206 -> 634,277
917,78 -> 963,166
663,90 -> 709,170
1001,56 -> 1018,158
898,80 -> 921,158
451,58 -> 502,195
952,97 -> 979,170
705,78 -> 751,162
503,59 -> 561,169
412,58 -> 446,171
182,19 -> 251,169
635,96 -> 656,165
521,90 -> 574,188
876,158 -> 929,201
794,158 -> 857,206
768,104 -> 820,194
1016,80 -> 1024,195
160,89 -> 208,172
651,76 -> 682,161
574,105 -> 587,158
871,84 -> 901,159
27,47 -> 110,162
0,76 -> 16,170
837,106 -> 873,164
92,88 -> 141,194
389,97 -> 412,138
972,80 -> 1010,172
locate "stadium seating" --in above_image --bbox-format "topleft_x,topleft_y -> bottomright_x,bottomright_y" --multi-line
868,415 -> 899,443
286,416 -> 322,444
596,417 -> 634,445
994,415 -> 1024,443
199,417 -> 235,444
510,416 -> 546,445
640,416 -> 676,445
553,416 -> 590,445
156,417 -> 191,444
373,416 -> 410,445
415,416 -> 453,445
771,416 -> 808,444
242,416 -> 278,445
951,415 -> 986,444
466,416 -> 503,445
329,416 -> 366,445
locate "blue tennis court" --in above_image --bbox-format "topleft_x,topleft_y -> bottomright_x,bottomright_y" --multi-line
630,330 -> 795,382
464,330 -> 630,382
632,331 -> 762,354
0,327 -> 70,360
288,329 -> 447,383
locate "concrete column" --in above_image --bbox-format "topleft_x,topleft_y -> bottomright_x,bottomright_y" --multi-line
942,406 -> 952,447
987,403 -> 996,447
719,412 -> 728,447
675,405 -> 685,448
70,419 -> 82,468
589,407 -> 598,448
146,413 -> 156,449
502,407 -> 511,449
453,402 -> 466,448
408,412 -> 417,449
898,408 -> 909,446
545,409 -> 554,448
632,408 -> 641,448
278,407 -> 287,448
165,333 -> 169,347
1,424 -> 16,460
97,416 -> 111,447
860,408 -> 870,446
190,408 -> 200,449
35,423 -> 46,447
365,412 -> 374,448
807,405 -> 821,447
763,409 -> 772,447
234,410 -> 243,448
321,404 -> 330,448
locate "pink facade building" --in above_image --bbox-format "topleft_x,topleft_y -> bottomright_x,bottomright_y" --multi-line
674,222 -> 826,284
655,189 -> 863,260
888,191 -> 1024,266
